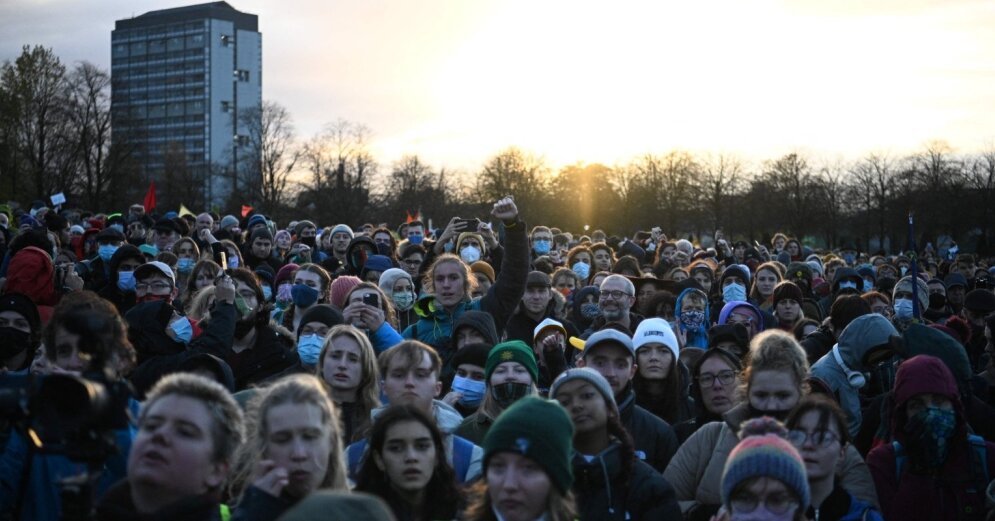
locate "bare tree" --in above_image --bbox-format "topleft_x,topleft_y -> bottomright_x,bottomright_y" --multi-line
475,147 -> 549,210
238,100 -> 300,213
696,153 -> 745,232
297,119 -> 377,225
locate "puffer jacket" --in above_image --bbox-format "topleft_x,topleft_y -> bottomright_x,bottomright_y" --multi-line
402,219 -> 529,347
572,442 -> 681,521
811,314 -> 898,438
663,403 -> 878,518
617,385 -> 678,473
867,355 -> 995,521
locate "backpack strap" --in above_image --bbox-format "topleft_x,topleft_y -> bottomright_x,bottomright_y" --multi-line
345,439 -> 369,481
892,440 -> 906,481
451,435 -> 474,483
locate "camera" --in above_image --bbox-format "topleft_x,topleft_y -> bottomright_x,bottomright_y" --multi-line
363,292 -> 380,307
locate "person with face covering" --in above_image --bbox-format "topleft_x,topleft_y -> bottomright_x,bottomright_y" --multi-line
664,330 -> 877,521
97,244 -> 145,315
572,285 -> 602,333
867,355 -> 995,521
0,293 -> 40,374
379,268 -> 417,332
294,304 -> 344,369
890,275 -> 929,332
455,340 -> 539,445
551,368 -> 681,520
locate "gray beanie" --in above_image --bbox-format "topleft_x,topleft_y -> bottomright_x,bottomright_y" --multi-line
331,224 -> 354,238
220,215 -> 239,230
378,268 -> 413,294
893,275 -> 929,311
550,367 -> 618,417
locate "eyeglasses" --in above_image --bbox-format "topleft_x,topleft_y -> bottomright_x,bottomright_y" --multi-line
696,370 -> 737,387
787,429 -> 839,448
730,492 -> 799,515
599,290 -> 632,300
136,282 -> 172,292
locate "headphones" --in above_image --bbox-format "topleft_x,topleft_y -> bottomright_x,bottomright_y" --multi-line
832,345 -> 866,389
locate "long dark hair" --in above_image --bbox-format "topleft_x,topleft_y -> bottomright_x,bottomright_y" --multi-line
355,405 -> 461,520
633,354 -> 684,425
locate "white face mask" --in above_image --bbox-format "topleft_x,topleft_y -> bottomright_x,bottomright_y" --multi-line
460,245 -> 482,264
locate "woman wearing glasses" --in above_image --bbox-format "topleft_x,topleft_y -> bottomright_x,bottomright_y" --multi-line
664,330 -> 877,521
785,395 -> 882,521
675,347 -> 742,443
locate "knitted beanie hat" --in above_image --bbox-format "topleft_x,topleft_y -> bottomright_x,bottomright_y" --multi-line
721,428 -> 810,512
632,317 -> 679,361
485,340 -> 539,384
331,224 -> 354,238
470,261 -> 495,284
772,281 -> 804,307
549,367 -> 618,417
483,396 -> 574,493
329,275 -> 362,309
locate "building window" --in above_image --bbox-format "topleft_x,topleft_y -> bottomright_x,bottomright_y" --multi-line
221,101 -> 231,112
234,69 -> 249,82
234,135 -> 249,147
221,34 -> 233,46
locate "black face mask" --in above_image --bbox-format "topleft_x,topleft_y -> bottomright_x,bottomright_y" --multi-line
748,403 -> 791,422
0,326 -> 30,361
233,318 -> 255,339
928,293 -> 947,309
301,237 -> 316,249
491,382 -> 532,408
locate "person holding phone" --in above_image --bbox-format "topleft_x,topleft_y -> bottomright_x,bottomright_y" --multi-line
343,283 -> 404,353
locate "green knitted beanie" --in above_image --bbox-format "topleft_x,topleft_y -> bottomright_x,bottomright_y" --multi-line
483,396 -> 574,493
485,340 -> 539,384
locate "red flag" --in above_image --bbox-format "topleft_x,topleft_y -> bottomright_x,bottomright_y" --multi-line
241,205 -> 254,218
143,182 -> 156,213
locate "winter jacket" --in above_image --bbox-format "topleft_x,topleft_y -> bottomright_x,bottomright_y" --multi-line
633,360 -> 694,426
572,442 -> 681,521
402,219 -> 529,347
231,485 -> 300,521
455,410 -> 493,446
811,314 -> 898,438
581,311 -> 645,339
0,402 -> 138,521
346,400 -> 483,483
616,385 -> 678,473
95,480 -> 225,521
126,301 -> 237,398
805,482 -> 883,521
503,303 -> 580,347
438,310 -> 500,392
571,285 -> 601,333
8,246 -> 57,320
867,355 -> 995,521
663,403 -> 878,517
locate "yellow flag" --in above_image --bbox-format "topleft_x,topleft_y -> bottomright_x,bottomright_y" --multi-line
178,204 -> 194,217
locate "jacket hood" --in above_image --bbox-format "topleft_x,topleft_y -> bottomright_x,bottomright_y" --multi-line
835,313 -> 898,369
452,310 -> 499,346
7,246 -> 56,306
372,399 -> 464,434
345,236 -> 377,273
899,323 -> 973,394
571,285 -> 601,328
718,301 -> 764,332
107,244 -> 144,285
891,354 -> 966,443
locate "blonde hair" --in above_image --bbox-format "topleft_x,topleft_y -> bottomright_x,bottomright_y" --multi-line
464,479 -> 576,521
317,324 -> 381,414
742,330 -> 810,394
226,374 -> 348,500
186,285 -> 217,321
423,254 -> 477,302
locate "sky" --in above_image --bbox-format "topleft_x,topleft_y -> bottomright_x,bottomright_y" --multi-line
2,0 -> 995,173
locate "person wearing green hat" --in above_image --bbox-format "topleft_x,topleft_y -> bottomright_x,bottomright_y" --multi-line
456,340 -> 539,445
464,396 -> 577,521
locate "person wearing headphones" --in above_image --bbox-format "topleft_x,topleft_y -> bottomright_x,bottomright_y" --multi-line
810,314 -> 898,439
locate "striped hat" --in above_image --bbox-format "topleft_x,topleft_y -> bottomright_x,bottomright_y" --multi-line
721,423 -> 810,511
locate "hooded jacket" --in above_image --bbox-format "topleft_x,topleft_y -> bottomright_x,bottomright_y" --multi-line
811,314 -> 898,438
401,219 -> 529,348
96,244 -> 142,314
344,236 -> 377,276
867,355 -> 995,521
572,441 -> 681,521
571,285 -> 601,332
7,246 -> 57,316
95,480 -> 224,521
663,402 -> 878,517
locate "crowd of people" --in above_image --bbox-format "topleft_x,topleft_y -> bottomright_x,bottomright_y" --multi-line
0,196 -> 994,520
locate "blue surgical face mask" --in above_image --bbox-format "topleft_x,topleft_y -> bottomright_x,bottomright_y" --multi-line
443,241 -> 455,253
392,290 -> 415,311
98,244 -> 118,263
261,285 -> 273,301
533,239 -> 551,255
838,280 -> 858,292
460,245 -> 482,264
169,317 -> 193,344
291,283 -> 320,308
723,282 -> 747,303
297,333 -> 324,365
117,270 -> 136,292
572,261 -> 590,281
894,298 -> 914,319
176,257 -> 195,274
408,233 -> 423,245
863,279 -> 874,293
451,375 -> 486,407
